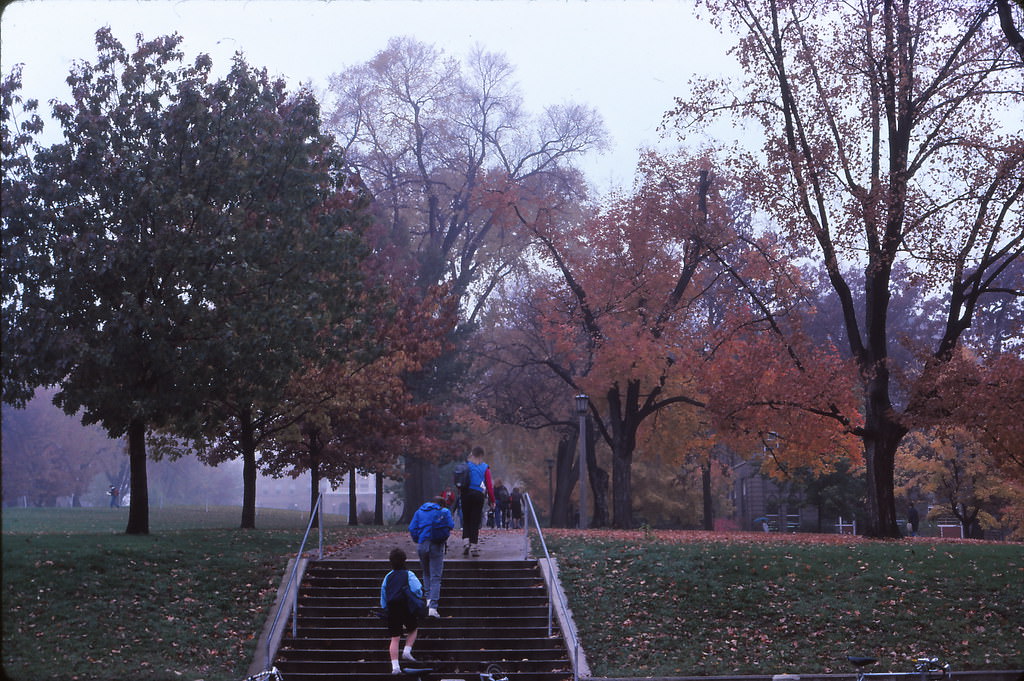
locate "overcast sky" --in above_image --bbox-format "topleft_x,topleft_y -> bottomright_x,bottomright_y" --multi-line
1,0 -> 742,190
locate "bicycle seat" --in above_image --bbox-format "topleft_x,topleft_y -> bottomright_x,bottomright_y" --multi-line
848,656 -> 878,667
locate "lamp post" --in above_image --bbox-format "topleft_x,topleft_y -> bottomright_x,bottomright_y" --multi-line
575,393 -> 589,529
545,458 -> 555,522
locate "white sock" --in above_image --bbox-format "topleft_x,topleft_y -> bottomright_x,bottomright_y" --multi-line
392,660 -> 401,671
403,646 -> 413,657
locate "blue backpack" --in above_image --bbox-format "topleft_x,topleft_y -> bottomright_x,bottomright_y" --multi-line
429,505 -> 452,543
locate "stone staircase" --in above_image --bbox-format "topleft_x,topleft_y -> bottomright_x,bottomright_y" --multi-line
272,558 -> 574,681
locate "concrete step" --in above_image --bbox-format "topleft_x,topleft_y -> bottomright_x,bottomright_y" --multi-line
297,598 -> 550,615
273,557 -> 572,681
278,644 -> 565,660
275,669 -> 571,681
283,632 -> 564,649
291,616 -> 554,631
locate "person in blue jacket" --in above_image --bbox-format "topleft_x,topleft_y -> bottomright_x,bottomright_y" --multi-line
459,446 -> 495,557
409,496 -> 455,618
381,548 -> 423,674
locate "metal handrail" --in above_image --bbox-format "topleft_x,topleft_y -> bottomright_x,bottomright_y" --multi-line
523,492 -> 581,681
262,494 -> 324,670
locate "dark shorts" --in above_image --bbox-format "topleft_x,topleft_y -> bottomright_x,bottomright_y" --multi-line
385,601 -> 418,637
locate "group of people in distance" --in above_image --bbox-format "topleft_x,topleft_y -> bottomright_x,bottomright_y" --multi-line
380,446 -> 523,674
490,477 -> 524,532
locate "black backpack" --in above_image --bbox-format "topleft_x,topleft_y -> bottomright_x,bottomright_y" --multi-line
453,462 -> 470,491
384,569 -> 427,618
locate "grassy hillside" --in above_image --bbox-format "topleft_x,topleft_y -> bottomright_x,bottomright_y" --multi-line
541,529 -> 1024,677
3,508 -> 1022,681
1,506 -> 382,681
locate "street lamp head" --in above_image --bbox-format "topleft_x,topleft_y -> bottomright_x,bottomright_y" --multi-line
575,393 -> 589,415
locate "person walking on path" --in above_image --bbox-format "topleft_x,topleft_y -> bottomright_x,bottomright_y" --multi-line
907,505 -> 920,537
493,479 -> 510,529
409,496 -> 454,618
460,446 -> 494,557
381,548 -> 423,674
509,486 -> 524,529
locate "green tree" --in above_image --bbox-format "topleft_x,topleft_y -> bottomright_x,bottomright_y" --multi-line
2,29 -> 371,533
795,459 -> 868,533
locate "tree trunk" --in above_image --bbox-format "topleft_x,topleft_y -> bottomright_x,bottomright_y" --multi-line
374,472 -> 384,525
610,440 -> 633,529
702,460 -> 714,531
307,458 -> 319,522
607,379 -> 643,529
348,467 -> 358,525
308,445 -> 322,526
862,400 -> 905,538
587,418 -> 610,528
552,435 -> 575,528
859,245 -> 905,539
401,456 -> 438,523
124,418 -> 149,535
240,412 -> 257,529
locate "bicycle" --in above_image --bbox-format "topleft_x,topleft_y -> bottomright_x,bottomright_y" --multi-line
479,663 -> 510,681
386,661 -> 508,681
848,655 -> 950,681
241,668 -> 284,681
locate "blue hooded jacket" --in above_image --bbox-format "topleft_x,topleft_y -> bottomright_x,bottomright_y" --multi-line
409,502 -> 455,544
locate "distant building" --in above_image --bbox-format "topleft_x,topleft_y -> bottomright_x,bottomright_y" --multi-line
257,471 -> 399,523
729,458 -> 809,532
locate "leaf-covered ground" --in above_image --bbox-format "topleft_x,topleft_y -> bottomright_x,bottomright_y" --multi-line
1,507 -> 384,681
4,510 -> 1021,680
542,530 -> 1024,677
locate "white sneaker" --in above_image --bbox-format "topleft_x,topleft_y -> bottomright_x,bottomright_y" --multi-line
470,544 -> 480,557
402,652 -> 418,663
462,540 -> 470,556
428,607 -> 440,618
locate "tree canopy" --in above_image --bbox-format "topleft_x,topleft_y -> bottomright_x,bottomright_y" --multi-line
325,36 -> 608,516
482,150 -> 860,528
2,29 -> 374,533
668,0 -> 1023,536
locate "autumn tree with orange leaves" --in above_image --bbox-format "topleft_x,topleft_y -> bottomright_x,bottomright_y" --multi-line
494,150 -> 859,528
263,283 -> 458,521
669,0 -> 1023,537
895,425 -> 1024,539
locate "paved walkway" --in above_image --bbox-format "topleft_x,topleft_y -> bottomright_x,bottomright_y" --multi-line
325,527 -> 533,561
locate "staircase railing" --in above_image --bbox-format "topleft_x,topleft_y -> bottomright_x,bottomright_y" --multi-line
261,494 -> 325,670
523,492 -> 582,681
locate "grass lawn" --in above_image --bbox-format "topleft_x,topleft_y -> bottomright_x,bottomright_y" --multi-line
3,509 -> 1022,681
1,506 -> 385,681
541,529 -> 1024,678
